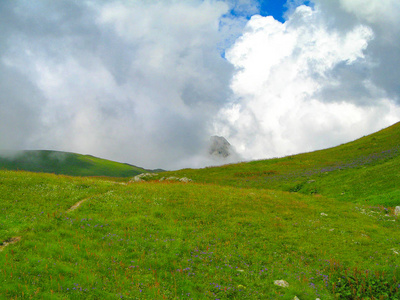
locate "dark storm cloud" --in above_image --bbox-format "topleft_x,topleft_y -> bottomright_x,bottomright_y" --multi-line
0,65 -> 45,149
0,0 -> 239,169
311,0 -> 400,104
315,62 -> 382,106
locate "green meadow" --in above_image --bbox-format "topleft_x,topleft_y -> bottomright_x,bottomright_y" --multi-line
1,123 -> 400,299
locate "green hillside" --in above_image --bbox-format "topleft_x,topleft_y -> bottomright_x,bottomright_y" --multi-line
158,122 -> 400,206
0,122 -> 399,299
0,150 -> 152,177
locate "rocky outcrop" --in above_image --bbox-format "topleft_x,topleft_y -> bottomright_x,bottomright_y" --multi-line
209,136 -> 232,158
208,136 -> 241,163
130,173 -> 193,183
129,173 -> 158,183
159,176 -> 192,183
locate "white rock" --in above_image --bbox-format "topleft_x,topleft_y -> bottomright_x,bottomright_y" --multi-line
274,280 -> 289,288
395,206 -> 400,216
179,177 -> 192,183
129,173 -> 157,183
321,213 -> 328,216
131,176 -> 144,182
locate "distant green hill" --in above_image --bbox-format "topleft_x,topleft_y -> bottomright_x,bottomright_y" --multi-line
0,150 -> 153,177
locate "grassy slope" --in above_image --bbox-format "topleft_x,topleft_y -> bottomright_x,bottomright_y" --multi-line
159,122 -> 400,206
0,150 -> 151,177
0,123 -> 399,299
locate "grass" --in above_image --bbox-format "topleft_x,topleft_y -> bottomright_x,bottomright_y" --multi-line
0,122 -> 400,299
0,171 -> 114,244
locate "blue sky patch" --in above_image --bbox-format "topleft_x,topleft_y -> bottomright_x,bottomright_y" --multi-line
257,0 -> 313,22
258,0 -> 288,22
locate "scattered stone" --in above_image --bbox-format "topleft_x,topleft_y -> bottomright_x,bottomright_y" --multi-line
274,280 -> 289,288
395,206 -> 400,216
179,177 -> 192,183
131,174 -> 192,183
159,176 -> 193,182
321,213 -> 328,216
293,296 -> 300,300
329,228 -> 335,232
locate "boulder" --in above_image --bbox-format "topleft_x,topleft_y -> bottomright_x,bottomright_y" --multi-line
274,280 -> 289,288
395,206 -> 400,216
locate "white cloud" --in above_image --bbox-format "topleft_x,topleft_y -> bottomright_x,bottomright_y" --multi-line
213,5 -> 400,161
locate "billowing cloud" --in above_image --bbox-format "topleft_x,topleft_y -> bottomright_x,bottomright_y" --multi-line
213,4 -> 400,160
314,0 -> 400,100
0,0 -> 240,169
1,0 -> 399,170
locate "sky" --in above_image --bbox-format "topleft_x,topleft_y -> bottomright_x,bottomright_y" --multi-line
1,0 -> 399,170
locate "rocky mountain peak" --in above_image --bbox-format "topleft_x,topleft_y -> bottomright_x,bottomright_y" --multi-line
208,136 -> 234,159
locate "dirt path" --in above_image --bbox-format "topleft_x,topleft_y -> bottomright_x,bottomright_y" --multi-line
0,236 -> 22,252
2,191 -> 111,252
66,191 -> 111,213
66,198 -> 89,213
